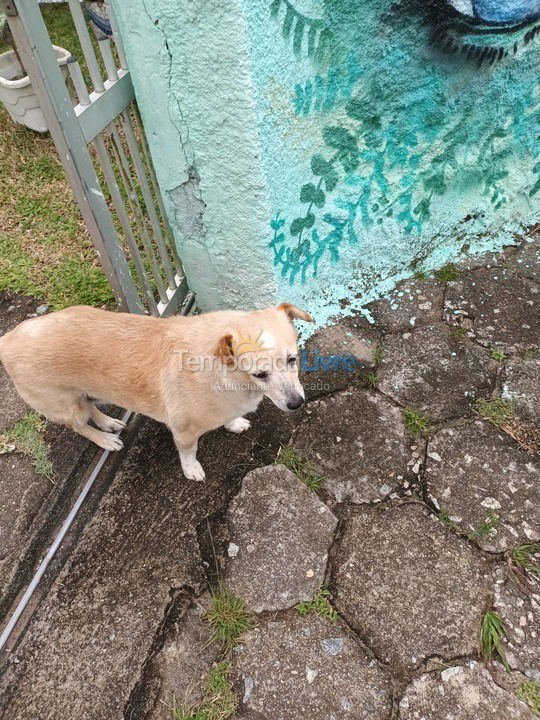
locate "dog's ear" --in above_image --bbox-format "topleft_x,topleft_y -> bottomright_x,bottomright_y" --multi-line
216,333 -> 235,366
278,302 -> 313,323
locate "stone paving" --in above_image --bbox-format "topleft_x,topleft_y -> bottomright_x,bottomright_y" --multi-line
0,236 -> 539,719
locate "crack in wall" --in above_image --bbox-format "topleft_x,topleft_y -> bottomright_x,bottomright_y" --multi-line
140,0 -> 193,169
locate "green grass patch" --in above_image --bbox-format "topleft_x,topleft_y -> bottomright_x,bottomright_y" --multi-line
402,407 -> 431,436
453,326 -> 468,339
296,585 -> 338,623
207,585 -> 253,655
439,510 -> 461,534
490,348 -> 506,362
474,398 -> 516,427
374,344 -> 384,364
511,543 -> 540,575
481,610 -> 509,670
365,372 -> 378,388
434,263 -> 460,283
171,661 -> 236,720
473,509 -> 499,538
276,445 -> 323,493
523,347 -> 539,360
0,3 -> 116,310
516,680 -> 540,716
1,412 -> 54,478
439,508 -> 498,541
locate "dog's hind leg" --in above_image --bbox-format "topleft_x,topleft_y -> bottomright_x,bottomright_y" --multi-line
89,403 -> 126,433
20,388 -> 124,452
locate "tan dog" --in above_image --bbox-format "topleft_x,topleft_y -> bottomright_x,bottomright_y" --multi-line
0,303 -> 312,481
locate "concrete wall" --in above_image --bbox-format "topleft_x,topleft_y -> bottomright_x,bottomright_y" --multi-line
113,0 -> 540,327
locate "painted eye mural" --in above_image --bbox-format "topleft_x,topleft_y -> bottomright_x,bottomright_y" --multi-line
433,0 -> 540,63
264,0 -> 540,285
447,0 -> 540,23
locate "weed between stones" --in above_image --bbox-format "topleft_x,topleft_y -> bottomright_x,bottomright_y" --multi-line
276,444 -> 323,492
296,585 -> 338,623
402,407 -> 431,436
170,587 -> 254,720
516,679 -> 540,716
170,661 -> 236,720
0,411 -> 54,479
481,610 -> 509,671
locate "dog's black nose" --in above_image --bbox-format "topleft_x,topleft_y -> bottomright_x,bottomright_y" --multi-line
286,393 -> 304,410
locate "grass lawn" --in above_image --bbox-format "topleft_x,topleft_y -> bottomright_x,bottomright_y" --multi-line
0,4 -> 115,309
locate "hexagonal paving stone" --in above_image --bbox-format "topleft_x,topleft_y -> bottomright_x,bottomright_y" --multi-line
300,315 -> 380,401
444,269 -> 540,352
364,276 -> 444,333
332,503 -> 492,670
294,389 -> 422,503
514,239 -> 540,285
398,662 -> 536,719
426,421 -> 540,552
225,465 -> 337,612
232,613 -> 392,720
493,564 -> 540,679
503,358 -> 540,424
377,323 -> 496,421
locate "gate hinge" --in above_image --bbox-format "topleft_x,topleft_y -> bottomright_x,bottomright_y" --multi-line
0,0 -> 17,17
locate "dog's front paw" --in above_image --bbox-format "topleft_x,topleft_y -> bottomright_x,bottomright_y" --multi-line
182,459 -> 206,482
99,432 -> 124,452
104,417 -> 127,433
225,417 -> 251,433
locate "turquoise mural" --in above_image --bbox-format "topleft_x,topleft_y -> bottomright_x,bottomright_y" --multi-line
248,0 -> 540,298
113,0 -> 539,328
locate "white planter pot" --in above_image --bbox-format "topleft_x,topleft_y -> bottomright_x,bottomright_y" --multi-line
0,45 -> 70,132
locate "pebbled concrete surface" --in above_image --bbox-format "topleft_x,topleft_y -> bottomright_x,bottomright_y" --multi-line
493,564 -> 540,680
377,323 -> 496,421
332,503 -> 493,670
398,662 -> 536,719
225,465 -> 337,612
426,421 -> 540,552
503,358 -> 540,424
232,613 -> 392,720
294,389 -> 421,503
444,269 -> 540,353
364,275 -> 445,333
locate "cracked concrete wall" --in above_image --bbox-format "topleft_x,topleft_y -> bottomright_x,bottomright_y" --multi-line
111,0 -> 278,312
113,0 -> 540,329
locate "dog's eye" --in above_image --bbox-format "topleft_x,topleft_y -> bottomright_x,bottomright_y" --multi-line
288,356 -> 297,366
252,371 -> 269,381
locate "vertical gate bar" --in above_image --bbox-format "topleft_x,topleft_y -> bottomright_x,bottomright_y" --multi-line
105,0 -> 128,71
66,0 -> 105,93
120,110 -> 178,289
97,38 -> 118,82
133,106 -> 185,278
67,57 -> 91,106
109,126 -> 169,304
93,134 -> 159,315
3,0 -> 143,314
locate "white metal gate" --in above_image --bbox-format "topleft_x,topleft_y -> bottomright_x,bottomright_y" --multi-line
1,0 -> 190,317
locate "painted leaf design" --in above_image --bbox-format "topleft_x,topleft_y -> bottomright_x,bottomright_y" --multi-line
311,153 -> 331,175
293,17 -> 304,56
300,183 -> 317,203
290,217 -> 305,235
